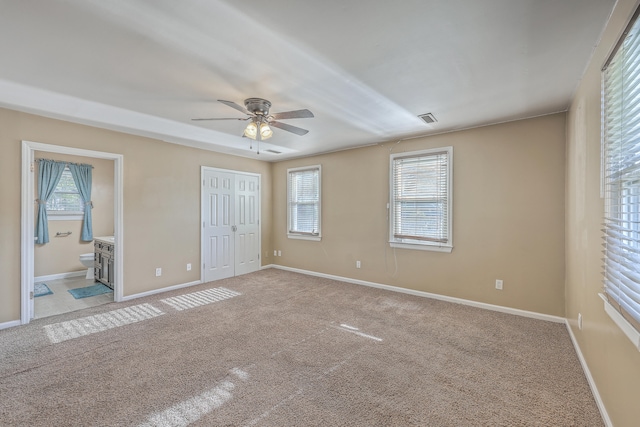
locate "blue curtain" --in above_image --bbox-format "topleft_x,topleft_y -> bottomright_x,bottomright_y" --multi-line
69,163 -> 94,242
35,159 -> 66,244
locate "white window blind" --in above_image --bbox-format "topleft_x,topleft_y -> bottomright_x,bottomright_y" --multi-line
287,165 -> 321,239
602,9 -> 640,334
47,167 -> 84,216
390,147 -> 452,252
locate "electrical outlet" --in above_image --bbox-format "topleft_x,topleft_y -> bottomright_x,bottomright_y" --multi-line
274,250 -> 277,256
356,260 -> 361,269
495,279 -> 503,290
186,263 -> 191,271
578,313 -> 583,330
278,250 -> 282,257
155,268 -> 162,277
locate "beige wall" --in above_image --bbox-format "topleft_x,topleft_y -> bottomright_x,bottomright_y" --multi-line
0,107 -> 273,323
33,152 -> 114,277
4,6 -> 637,420
566,0 -> 640,426
272,113 -> 566,316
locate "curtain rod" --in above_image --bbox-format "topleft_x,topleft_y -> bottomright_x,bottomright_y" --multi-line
35,158 -> 94,168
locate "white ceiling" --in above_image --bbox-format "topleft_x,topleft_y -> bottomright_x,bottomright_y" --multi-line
0,0 -> 615,160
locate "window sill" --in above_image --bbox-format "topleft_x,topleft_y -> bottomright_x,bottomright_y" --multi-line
599,293 -> 640,351
288,234 -> 321,241
47,214 -> 83,221
390,242 -> 453,253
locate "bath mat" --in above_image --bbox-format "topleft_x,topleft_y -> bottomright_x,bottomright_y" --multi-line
34,283 -> 53,297
68,283 -> 112,299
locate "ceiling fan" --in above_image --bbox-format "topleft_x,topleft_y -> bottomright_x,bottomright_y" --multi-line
192,98 -> 314,144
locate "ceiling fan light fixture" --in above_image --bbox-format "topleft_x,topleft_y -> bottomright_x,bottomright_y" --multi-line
193,98 -> 313,149
260,122 -> 273,140
244,121 -> 258,139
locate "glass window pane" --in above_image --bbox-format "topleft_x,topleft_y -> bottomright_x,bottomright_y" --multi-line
46,168 -> 84,213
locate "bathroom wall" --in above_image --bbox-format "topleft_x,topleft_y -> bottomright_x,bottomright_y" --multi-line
33,151 -> 114,278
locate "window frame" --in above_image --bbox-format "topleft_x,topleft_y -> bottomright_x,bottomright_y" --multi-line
287,165 -> 322,241
389,147 -> 453,253
46,166 -> 84,221
601,6 -> 640,350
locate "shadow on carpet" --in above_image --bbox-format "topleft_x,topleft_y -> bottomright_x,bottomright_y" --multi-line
34,283 -> 53,297
68,283 -> 112,299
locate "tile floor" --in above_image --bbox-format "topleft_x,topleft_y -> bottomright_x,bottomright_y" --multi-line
34,276 -> 113,319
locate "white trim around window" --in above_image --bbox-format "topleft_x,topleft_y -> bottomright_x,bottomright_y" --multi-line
389,147 -> 453,253
287,165 -> 321,241
601,7 -> 640,346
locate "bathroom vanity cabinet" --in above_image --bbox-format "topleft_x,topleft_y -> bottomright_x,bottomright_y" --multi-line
94,238 -> 114,289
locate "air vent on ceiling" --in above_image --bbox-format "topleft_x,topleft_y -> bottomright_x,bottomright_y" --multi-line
264,149 -> 282,154
418,113 -> 437,124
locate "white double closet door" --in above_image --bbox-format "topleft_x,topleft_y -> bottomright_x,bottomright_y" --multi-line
202,167 -> 260,282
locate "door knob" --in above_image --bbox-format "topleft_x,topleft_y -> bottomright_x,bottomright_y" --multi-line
232,225 -> 237,232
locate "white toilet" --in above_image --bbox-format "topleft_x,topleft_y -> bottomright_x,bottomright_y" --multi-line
79,253 -> 94,279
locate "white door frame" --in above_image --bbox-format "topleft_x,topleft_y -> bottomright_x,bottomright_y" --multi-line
21,141 -> 124,324
200,166 -> 261,283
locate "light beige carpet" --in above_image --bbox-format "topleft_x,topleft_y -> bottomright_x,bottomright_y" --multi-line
0,269 -> 602,426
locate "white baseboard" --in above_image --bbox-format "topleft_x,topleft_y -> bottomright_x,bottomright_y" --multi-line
35,270 -> 86,282
0,319 -> 21,331
120,280 -> 202,302
270,265 -> 565,323
564,320 -> 612,427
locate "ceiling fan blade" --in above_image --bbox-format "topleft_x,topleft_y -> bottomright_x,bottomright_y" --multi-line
269,121 -> 309,136
218,99 -> 251,115
191,117 -> 249,121
270,109 -> 314,120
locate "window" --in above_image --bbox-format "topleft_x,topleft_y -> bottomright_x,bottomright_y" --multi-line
602,8 -> 640,348
287,165 -> 321,240
390,147 -> 452,253
47,167 -> 84,219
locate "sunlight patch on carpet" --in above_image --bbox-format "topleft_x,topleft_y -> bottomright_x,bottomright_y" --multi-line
245,348 -> 368,427
160,287 -> 241,311
44,303 -> 165,344
335,323 -> 383,342
138,368 -> 248,427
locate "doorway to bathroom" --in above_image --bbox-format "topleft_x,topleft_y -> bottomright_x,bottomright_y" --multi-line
20,141 -> 124,324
